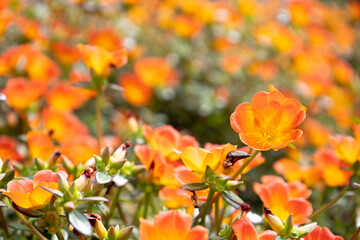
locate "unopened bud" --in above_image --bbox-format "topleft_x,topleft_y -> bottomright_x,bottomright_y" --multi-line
75,174 -> 91,193
101,146 -> 110,165
107,226 -> 117,240
225,180 -> 244,190
63,202 -> 75,213
112,142 -> 131,164
62,156 -> 74,171
285,214 -> 294,234
1,158 -> 11,172
118,226 -> 133,240
94,219 -> 107,239
34,158 -> 45,170
263,206 -> 285,234
48,150 -> 61,168
297,222 -> 317,237
58,173 -> 69,192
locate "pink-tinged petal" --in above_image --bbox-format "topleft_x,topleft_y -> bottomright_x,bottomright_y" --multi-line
303,226 -> 343,240
33,170 -> 56,186
285,198 -> 312,225
179,135 -> 199,150
259,230 -> 277,240
186,226 -> 209,240
261,175 -> 285,185
139,218 -> 156,240
174,166 -> 203,184
232,218 -> 259,240
230,103 -> 256,133
7,180 -> 33,193
134,145 -> 156,170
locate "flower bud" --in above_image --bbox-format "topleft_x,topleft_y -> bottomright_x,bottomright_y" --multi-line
117,226 -> 133,240
263,206 -> 285,234
48,150 -> 61,168
112,142 -> 131,164
63,202 -> 75,213
107,226 -> 117,240
101,146 -> 110,165
297,222 -> 317,237
75,174 -> 90,193
58,173 -> 69,192
94,219 -> 107,239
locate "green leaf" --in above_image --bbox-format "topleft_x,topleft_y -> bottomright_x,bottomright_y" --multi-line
78,196 -> 109,202
112,175 -> 128,187
205,166 -> 229,192
8,223 -> 30,231
221,191 -> 243,209
41,186 -> 64,197
95,171 -> 113,184
68,209 -> 92,237
180,183 -> 209,191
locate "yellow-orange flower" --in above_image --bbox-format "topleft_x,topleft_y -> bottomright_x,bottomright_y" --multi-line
139,210 -> 208,240
77,44 -> 128,77
27,131 -> 57,161
254,175 -> 312,224
230,90 -> 306,151
0,170 -> 68,209
179,144 -> 236,173
330,135 -> 360,165
303,226 -> 343,240
233,217 -> 277,240
0,135 -> 22,161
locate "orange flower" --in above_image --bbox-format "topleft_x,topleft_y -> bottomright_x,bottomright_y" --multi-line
27,131 -> 57,161
134,145 -> 179,188
89,28 -> 123,52
142,124 -> 198,161
254,175 -> 312,224
233,217 -> 277,240
52,42 -> 80,66
0,135 -> 22,161
330,135 -> 360,165
43,108 -> 89,141
2,78 -> 46,110
303,226 -> 343,240
0,170 -> 68,209
60,135 -> 98,164
139,210 -> 208,240
118,73 -> 153,107
134,57 -> 176,88
77,44 -> 128,77
158,187 -> 192,209
313,148 -> 353,187
46,82 -> 94,111
179,144 -> 237,173
230,90 -> 306,151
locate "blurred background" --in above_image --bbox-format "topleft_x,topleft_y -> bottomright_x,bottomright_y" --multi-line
1,0 -> 360,237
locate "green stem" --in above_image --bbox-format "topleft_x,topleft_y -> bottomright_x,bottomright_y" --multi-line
13,209 -> 47,240
143,192 -> 151,219
56,230 -> 65,240
0,207 -> 10,237
132,197 -> 144,225
310,186 -> 349,219
117,202 -> 128,225
193,189 -> 215,226
215,199 -> 221,234
350,225 -> 360,240
105,187 -> 122,226
95,92 -> 102,154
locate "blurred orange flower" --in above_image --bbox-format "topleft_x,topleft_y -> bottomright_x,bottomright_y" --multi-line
118,73 -> 153,107
43,108 -> 89,142
158,187 -> 192,209
230,90 -> 306,151
89,28 -> 123,52
254,175 -> 312,224
27,131 -> 56,161
60,135 -> 98,164
139,210 -> 208,240
0,170 -> 67,209
0,135 -> 22,161
46,82 -> 94,111
2,77 -> 46,110
134,57 -> 176,88
142,124 -> 198,161
303,226 -> 343,240
77,44 -> 128,77
330,135 -> 360,165
52,42 -> 80,66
